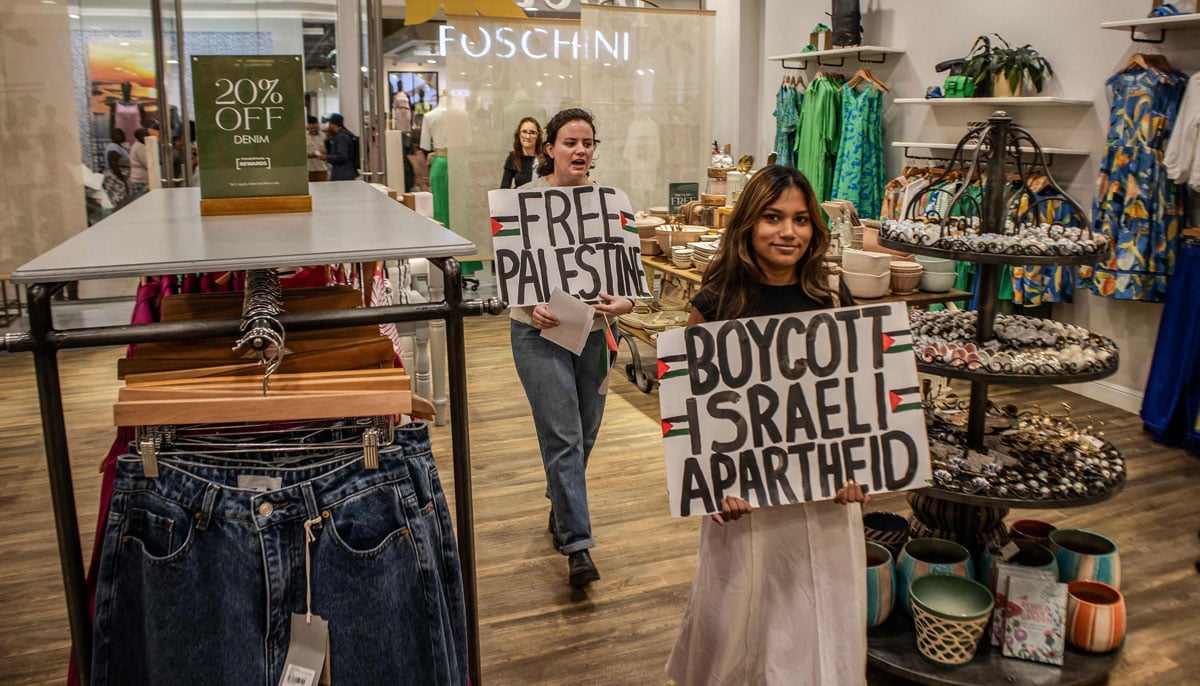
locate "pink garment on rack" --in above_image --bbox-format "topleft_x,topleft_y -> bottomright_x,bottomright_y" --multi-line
112,102 -> 140,148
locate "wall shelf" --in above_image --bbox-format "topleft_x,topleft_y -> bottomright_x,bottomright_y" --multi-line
893,97 -> 1092,107
767,45 -> 904,69
1100,13 -> 1200,43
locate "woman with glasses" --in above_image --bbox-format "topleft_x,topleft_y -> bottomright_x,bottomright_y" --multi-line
500,116 -> 543,188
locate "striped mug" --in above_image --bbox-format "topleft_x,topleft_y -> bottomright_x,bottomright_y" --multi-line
866,542 -> 895,628
1066,580 -> 1126,653
1049,529 -> 1121,589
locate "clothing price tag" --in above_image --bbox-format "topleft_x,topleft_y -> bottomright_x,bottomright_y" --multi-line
278,613 -> 329,686
238,475 -> 282,492
997,540 -> 1021,562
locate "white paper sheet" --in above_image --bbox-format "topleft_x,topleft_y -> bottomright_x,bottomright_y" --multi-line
539,288 -> 595,356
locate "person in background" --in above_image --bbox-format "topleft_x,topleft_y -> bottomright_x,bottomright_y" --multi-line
405,135 -> 430,192
500,116 -> 542,189
324,113 -> 359,181
306,116 -> 329,182
128,128 -> 149,200
103,128 -> 131,208
666,165 -> 869,685
509,108 -> 634,588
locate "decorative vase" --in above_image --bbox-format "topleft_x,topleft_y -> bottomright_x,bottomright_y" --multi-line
977,538 -> 1058,594
863,511 -> 909,556
1066,580 -> 1126,653
1049,529 -> 1121,589
1009,519 -> 1057,547
992,73 -> 1025,98
866,541 -> 895,629
910,574 -> 994,667
896,538 -> 973,615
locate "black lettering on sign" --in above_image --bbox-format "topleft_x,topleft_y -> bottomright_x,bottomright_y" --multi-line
761,445 -> 798,506
707,390 -> 746,453
738,449 -> 767,506
515,250 -> 545,304
860,305 -> 891,370
882,430 -> 919,490
746,318 -> 779,384
495,249 -> 518,303
536,248 -> 552,304
840,436 -> 868,491
869,434 -> 884,491
544,189 -> 574,247
554,246 -> 578,294
516,192 -> 542,250
597,243 -> 617,292
576,245 -> 600,300
874,371 -> 889,431
598,186 -> 621,241
686,397 -> 702,455
777,316 -> 806,380
680,457 -> 714,517
815,378 -> 844,439
685,326 -> 718,395
807,313 -> 842,377
834,309 -> 862,373
816,443 -> 843,499
786,382 -> 818,442
710,453 -> 737,503
746,383 -> 781,448
789,443 -> 816,501
620,246 -> 645,298
845,377 -> 871,435
574,186 -> 602,245
717,320 -> 753,388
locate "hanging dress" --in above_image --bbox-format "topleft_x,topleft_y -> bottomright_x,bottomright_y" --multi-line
1080,65 -> 1188,302
832,84 -> 885,218
772,84 -> 802,167
793,76 -> 842,204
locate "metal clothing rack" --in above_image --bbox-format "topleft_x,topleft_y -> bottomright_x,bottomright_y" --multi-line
0,182 -> 503,685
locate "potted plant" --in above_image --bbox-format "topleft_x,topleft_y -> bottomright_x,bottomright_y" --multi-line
961,34 -> 1054,97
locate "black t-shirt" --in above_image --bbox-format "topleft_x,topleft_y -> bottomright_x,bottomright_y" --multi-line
500,154 -> 535,189
691,279 -> 855,321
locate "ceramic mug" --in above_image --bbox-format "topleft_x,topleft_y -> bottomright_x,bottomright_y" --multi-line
865,541 -> 895,629
1066,580 -> 1126,653
977,538 -> 1058,594
896,538 -> 973,615
1009,519 -> 1057,547
863,511 -> 909,556
1049,529 -> 1121,589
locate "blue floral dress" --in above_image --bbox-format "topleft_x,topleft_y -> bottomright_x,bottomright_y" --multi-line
832,84 -> 885,218
1079,66 -> 1188,302
772,84 -> 802,167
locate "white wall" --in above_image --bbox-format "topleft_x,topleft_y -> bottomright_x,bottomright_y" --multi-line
750,0 -> 1200,411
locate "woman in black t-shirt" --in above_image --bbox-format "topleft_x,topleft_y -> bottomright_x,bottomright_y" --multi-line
500,116 -> 542,188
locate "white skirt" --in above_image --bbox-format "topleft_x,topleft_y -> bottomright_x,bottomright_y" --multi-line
666,500 -> 867,686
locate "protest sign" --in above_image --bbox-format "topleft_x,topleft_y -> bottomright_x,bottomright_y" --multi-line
657,302 -> 931,517
488,186 -> 652,306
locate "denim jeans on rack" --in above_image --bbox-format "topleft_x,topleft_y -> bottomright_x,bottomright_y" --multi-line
91,422 -> 467,686
510,320 -> 615,555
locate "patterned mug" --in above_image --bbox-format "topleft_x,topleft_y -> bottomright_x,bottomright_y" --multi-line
1066,580 -> 1126,653
896,537 -> 972,615
866,541 -> 895,629
1049,529 -> 1121,589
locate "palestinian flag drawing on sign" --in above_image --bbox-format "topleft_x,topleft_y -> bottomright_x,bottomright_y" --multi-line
620,210 -> 638,235
888,385 -> 922,413
490,215 -> 521,238
657,353 -> 688,381
881,328 -> 914,354
661,414 -> 690,438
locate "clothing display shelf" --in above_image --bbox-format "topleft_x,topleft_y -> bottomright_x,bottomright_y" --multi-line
893,141 -> 1089,161
893,97 -> 1092,107
868,113 -> 1123,683
767,45 -> 904,70
1100,12 -> 1200,44
0,181 -> 504,686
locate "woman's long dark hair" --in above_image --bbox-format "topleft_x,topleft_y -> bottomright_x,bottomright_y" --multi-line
507,116 -> 542,169
536,107 -> 596,178
695,165 -> 834,320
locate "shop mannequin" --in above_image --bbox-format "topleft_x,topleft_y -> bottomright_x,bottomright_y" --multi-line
420,92 -> 470,229
392,89 -> 411,131
108,82 -> 144,150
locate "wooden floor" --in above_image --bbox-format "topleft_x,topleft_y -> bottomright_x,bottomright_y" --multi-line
1,315 -> 1198,684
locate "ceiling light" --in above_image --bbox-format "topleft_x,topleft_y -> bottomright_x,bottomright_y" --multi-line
69,13 -> 79,18
426,59 -> 437,64
119,41 -> 130,46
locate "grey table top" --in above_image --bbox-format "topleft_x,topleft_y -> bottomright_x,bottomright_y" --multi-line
13,182 -> 475,283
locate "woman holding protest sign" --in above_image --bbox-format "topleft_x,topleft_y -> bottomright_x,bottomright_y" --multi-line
666,165 -> 871,685
509,108 -> 636,588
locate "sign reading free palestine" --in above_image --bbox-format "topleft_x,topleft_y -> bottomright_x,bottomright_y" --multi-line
192,55 -> 308,199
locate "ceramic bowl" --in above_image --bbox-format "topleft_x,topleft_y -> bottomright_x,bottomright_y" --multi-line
655,225 -> 708,255
919,270 -> 957,293
866,542 -> 896,629
910,574 -> 994,667
842,248 -> 893,276
1009,519 -> 1057,547
863,511 -> 909,556
915,255 -> 955,273
640,237 -> 661,256
634,216 -> 665,239
842,269 -> 891,299
1066,580 -> 1126,653
890,269 -> 923,295
910,573 -> 994,621
1049,529 -> 1121,589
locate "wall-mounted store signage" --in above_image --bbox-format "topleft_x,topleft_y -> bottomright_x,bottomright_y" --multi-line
192,55 -> 310,215
439,23 -> 631,61
514,0 -> 649,12
657,303 -> 932,517
488,186 -> 652,306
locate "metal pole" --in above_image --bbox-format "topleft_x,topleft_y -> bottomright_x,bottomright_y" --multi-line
27,284 -> 91,683
149,0 -> 174,188
364,0 -> 386,182
174,0 -> 193,188
438,257 -> 482,685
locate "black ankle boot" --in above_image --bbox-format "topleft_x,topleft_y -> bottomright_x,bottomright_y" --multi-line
568,550 -> 599,587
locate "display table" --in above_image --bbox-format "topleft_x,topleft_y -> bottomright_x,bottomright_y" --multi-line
868,613 -> 1121,686
3,181 -> 501,685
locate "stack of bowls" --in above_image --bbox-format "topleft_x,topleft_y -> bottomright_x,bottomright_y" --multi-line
916,255 -> 956,293
889,260 -> 924,295
671,246 -> 693,269
689,241 -> 718,274
656,225 -> 708,255
841,249 -> 892,299
636,217 -> 666,256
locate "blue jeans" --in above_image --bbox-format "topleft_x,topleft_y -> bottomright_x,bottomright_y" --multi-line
91,423 -> 467,685
511,320 -> 615,554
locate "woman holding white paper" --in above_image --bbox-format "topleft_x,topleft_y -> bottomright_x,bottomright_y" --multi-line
666,165 -> 871,685
509,108 -> 636,588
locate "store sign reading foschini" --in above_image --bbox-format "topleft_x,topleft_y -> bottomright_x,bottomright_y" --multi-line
439,24 -> 630,61
192,55 -> 308,199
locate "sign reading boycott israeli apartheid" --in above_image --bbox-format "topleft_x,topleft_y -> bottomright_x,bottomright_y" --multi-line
657,302 -> 931,517
488,186 -> 653,306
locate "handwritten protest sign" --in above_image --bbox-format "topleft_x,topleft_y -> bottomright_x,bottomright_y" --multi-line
657,302 -> 931,517
488,186 -> 653,306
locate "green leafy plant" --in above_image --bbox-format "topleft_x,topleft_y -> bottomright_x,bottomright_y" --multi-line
961,34 -> 1054,94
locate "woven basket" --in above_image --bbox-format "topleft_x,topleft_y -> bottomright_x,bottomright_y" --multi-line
912,597 -> 990,666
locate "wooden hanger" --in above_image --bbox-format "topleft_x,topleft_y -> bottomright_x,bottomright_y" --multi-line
1122,53 -> 1171,72
846,68 -> 890,92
